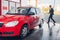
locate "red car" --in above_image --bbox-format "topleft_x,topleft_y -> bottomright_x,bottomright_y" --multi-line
0,7 -> 43,38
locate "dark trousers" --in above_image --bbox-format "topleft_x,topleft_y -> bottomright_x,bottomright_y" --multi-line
48,14 -> 55,23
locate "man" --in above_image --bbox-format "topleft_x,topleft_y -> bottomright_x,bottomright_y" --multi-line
48,5 -> 56,35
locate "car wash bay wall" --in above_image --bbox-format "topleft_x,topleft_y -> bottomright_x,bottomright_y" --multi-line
1,0 -> 20,15
0,0 -> 2,15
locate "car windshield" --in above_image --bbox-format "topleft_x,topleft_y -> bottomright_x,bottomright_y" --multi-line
7,7 -> 30,15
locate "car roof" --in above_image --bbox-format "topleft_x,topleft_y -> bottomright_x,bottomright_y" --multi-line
17,6 -> 37,9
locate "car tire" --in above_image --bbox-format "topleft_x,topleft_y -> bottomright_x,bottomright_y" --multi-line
39,24 -> 42,28
20,24 -> 28,38
39,19 -> 44,28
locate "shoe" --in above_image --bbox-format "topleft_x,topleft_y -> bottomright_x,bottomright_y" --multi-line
53,21 -> 56,25
53,23 -> 55,26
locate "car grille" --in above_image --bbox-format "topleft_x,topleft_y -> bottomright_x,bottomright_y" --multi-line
0,23 -> 3,27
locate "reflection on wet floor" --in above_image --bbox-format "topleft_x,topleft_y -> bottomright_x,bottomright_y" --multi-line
0,28 -> 43,40
42,22 -> 60,40
0,22 -> 60,40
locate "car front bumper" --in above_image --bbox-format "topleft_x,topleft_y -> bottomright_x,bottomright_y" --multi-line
0,26 -> 21,37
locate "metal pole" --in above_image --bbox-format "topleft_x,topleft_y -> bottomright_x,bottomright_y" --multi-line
28,0 -> 30,7
54,0 -> 55,8
20,0 -> 21,7
36,0 -> 38,7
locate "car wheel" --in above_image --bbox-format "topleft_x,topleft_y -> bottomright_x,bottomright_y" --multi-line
20,24 -> 28,38
39,19 -> 44,28
39,24 -> 42,28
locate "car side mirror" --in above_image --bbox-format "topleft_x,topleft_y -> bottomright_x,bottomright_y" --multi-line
28,12 -> 35,15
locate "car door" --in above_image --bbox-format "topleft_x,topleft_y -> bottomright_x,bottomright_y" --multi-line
28,8 -> 37,28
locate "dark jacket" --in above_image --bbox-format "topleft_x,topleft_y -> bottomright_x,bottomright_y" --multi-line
49,8 -> 54,15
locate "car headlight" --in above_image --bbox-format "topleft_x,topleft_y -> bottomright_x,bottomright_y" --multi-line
5,21 -> 19,27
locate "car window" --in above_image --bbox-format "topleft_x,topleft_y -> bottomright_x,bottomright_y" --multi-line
7,7 -> 29,15
36,8 -> 41,14
19,9 -> 27,14
29,8 -> 36,14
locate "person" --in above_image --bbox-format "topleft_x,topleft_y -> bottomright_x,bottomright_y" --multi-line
48,5 -> 56,35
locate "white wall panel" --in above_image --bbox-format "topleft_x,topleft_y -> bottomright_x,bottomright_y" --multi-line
30,0 -> 36,7
21,0 -> 28,6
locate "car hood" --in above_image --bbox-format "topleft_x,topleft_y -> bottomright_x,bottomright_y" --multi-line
0,15 -> 25,23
